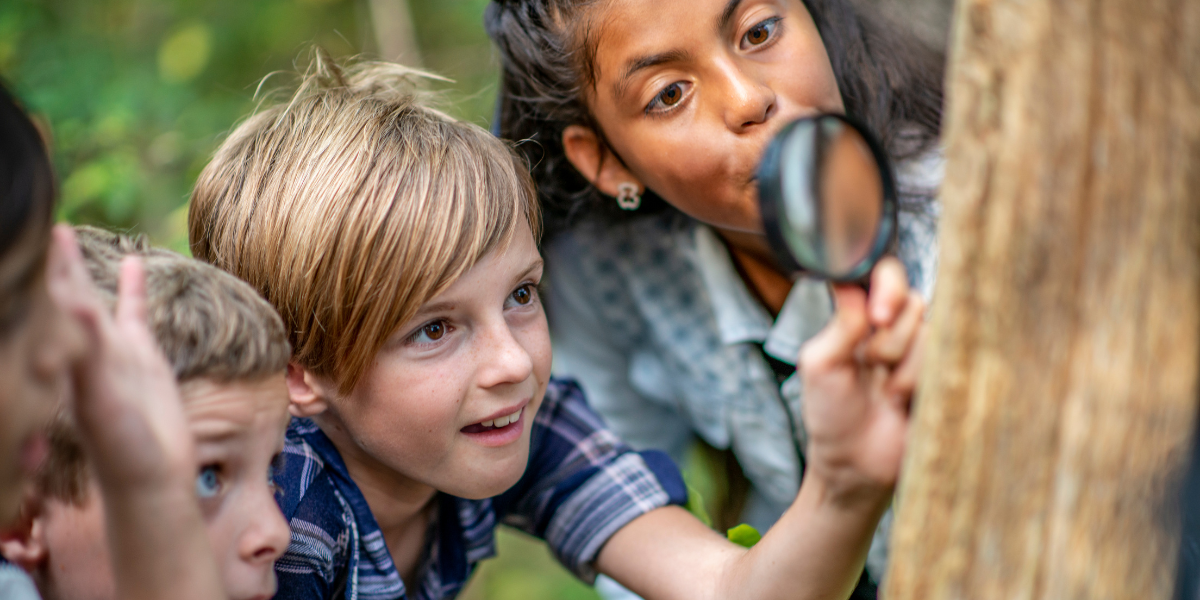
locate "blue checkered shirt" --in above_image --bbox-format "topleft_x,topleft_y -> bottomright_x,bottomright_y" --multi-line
272,377 -> 687,600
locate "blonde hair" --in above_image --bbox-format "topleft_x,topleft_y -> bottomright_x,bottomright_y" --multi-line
188,54 -> 540,394
39,225 -> 292,505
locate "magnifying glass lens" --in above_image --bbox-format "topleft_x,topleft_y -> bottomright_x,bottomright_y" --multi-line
758,114 -> 896,282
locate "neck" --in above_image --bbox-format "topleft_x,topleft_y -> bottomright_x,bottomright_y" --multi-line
314,411 -> 437,584
716,228 -> 794,317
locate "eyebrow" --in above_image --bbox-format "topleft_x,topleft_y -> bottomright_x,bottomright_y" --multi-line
610,0 -> 748,102
407,257 -> 545,319
717,0 -> 746,34
190,419 -> 249,444
519,257 -> 545,281
613,49 -> 691,102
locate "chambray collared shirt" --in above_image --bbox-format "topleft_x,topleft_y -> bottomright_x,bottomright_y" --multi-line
272,377 -> 687,600
546,151 -> 942,581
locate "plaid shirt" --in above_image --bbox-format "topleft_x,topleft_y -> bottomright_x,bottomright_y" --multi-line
273,377 -> 687,600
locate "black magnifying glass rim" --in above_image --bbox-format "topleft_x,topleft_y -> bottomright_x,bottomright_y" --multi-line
757,113 -> 898,283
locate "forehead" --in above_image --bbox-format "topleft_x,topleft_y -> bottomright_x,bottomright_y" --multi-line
427,221 -> 540,302
589,0 -> 749,68
181,375 -> 291,441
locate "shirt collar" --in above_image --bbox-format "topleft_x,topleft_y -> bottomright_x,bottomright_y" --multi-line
691,225 -> 833,365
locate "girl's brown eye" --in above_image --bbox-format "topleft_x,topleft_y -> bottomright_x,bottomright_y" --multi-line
660,84 -> 683,106
746,24 -> 769,45
742,18 -> 779,48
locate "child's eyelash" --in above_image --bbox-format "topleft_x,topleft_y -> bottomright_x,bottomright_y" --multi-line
644,82 -> 691,116
269,453 -> 285,496
405,319 -> 452,345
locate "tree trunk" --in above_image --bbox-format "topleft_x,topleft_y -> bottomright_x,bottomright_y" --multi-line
884,0 -> 1200,599
366,0 -> 423,67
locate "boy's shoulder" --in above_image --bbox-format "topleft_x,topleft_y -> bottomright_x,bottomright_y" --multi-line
274,418 -> 406,599
497,377 -> 687,581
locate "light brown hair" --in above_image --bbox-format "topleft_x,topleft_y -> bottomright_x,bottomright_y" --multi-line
37,225 -> 292,504
187,53 -> 540,394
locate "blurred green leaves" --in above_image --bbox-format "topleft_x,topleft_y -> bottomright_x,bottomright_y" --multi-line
726,524 -> 762,548
158,23 -> 213,83
0,0 -> 497,251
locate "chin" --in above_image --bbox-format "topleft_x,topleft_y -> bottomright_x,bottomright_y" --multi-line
448,459 -> 529,500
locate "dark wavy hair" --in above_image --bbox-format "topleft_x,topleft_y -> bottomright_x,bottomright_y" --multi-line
0,81 -> 56,334
485,0 -> 945,234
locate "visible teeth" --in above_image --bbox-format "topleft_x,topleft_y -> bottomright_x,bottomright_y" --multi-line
477,408 -> 523,430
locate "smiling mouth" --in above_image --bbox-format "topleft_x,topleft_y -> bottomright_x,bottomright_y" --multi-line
461,407 -> 524,434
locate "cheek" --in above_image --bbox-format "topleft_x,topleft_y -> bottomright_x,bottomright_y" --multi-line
519,311 -> 553,384
774,9 -> 843,111
353,359 -> 467,450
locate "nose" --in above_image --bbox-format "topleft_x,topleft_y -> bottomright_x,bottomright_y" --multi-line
717,59 -> 776,133
474,320 -> 534,390
238,483 -> 291,565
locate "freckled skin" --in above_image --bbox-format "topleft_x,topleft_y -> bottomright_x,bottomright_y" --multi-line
583,0 -> 845,236
312,221 -> 552,505
296,222 -> 551,582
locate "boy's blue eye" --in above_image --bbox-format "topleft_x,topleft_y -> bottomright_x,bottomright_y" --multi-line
742,17 -> 780,48
196,465 -> 222,499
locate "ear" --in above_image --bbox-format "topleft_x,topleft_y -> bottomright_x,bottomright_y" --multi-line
562,125 -> 644,199
0,494 -> 47,572
285,361 -> 332,418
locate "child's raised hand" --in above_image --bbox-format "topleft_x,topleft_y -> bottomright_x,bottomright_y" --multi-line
45,225 -> 223,600
798,256 -> 925,504
46,225 -> 194,488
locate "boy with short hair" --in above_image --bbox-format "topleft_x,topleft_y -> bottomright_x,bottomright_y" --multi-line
189,57 -> 926,600
0,226 -> 294,600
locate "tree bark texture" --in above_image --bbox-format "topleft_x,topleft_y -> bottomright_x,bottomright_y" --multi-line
885,0 -> 1200,599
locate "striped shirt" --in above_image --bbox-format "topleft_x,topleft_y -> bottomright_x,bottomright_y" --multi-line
273,377 -> 687,600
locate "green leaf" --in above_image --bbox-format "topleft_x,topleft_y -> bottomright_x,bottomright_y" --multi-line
158,22 -> 212,83
684,482 -> 712,528
726,524 -> 761,548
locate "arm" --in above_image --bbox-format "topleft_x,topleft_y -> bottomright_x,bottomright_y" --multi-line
47,226 -> 223,600
595,257 -> 924,600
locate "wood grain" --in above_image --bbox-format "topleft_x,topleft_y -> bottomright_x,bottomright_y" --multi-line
884,0 -> 1200,598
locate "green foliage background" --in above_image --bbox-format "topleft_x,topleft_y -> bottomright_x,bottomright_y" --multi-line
0,0 -> 499,254
1,2 -> 735,597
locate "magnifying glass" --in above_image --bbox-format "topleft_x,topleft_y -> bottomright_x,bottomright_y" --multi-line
757,114 -> 897,283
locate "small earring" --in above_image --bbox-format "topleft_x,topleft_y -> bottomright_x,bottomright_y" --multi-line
616,182 -> 641,211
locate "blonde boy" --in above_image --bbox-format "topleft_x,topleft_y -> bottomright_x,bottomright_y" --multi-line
0,227 -> 293,600
189,58 -> 925,600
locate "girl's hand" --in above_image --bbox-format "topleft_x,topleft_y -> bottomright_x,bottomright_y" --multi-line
798,256 -> 925,506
